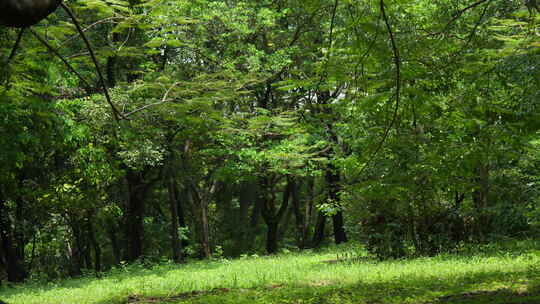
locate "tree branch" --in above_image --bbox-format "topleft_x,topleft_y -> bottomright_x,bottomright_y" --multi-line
358,0 -> 401,177
433,0 -> 492,35
61,3 -> 125,121
30,29 -> 93,90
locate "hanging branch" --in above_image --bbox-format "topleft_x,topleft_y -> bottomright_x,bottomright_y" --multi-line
7,28 -> 25,64
30,29 -> 93,90
59,16 -> 123,47
61,3 -> 125,121
444,0 -> 491,31
2,28 -> 25,88
314,0 -> 340,92
424,0 -> 493,36
358,0 -> 401,177
124,82 -> 180,117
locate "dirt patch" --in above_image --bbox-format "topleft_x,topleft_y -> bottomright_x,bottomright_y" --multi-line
127,288 -> 231,303
435,288 -> 540,304
322,257 -> 374,264
126,285 -> 287,303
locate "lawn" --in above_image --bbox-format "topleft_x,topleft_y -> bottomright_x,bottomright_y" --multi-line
2,241 -> 540,304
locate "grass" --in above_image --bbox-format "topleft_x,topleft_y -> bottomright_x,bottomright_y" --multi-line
2,241 -> 540,304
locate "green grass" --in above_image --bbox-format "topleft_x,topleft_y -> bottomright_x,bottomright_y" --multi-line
2,241 -> 540,304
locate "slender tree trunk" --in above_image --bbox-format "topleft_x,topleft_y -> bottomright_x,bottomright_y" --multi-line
168,177 -> 182,263
200,201 -> 211,258
326,166 -> 348,244
312,210 -> 327,248
266,221 -> 279,254
0,228 -> 27,282
332,212 -> 347,244
236,182 -> 255,252
0,196 -> 27,282
245,185 -> 262,252
260,177 -> 292,254
473,163 -> 490,242
291,179 -> 306,248
250,194 -> 262,228
124,169 -> 154,262
68,219 -> 83,277
176,187 -> 189,248
108,224 -> 121,265
190,185 -> 212,259
126,191 -> 144,262
86,216 -> 101,274
106,32 -> 119,87
278,205 -> 293,241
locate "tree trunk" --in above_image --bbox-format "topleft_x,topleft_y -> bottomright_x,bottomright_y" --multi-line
86,216 -> 101,274
278,204 -> 293,241
168,177 -> 182,263
303,179 -> 315,248
68,218 -> 83,277
326,166 -> 348,244
0,227 -> 27,282
176,187 -> 189,248
312,211 -> 326,248
260,177 -> 292,254
266,221 -> 279,254
200,199 -> 211,258
473,163 -> 490,242
290,178 -> 305,247
190,185 -> 212,259
108,223 -> 121,265
235,182 -> 256,253
126,191 -> 144,262
124,169 -> 154,262
332,212 -> 348,244
0,196 -> 27,282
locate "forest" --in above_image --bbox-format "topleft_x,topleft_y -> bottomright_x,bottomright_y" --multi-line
0,0 -> 539,303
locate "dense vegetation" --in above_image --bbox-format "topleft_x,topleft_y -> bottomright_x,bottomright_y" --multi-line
0,0 -> 539,296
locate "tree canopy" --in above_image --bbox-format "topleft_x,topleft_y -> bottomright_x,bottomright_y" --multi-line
0,0 -> 539,282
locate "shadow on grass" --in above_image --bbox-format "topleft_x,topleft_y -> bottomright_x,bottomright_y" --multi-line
0,261 -> 224,303
432,287 -> 540,304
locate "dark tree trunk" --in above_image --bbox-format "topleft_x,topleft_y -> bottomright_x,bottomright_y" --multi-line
332,212 -> 347,244
106,32 -> 119,87
108,223 -> 121,265
126,191 -> 144,262
235,182 -> 256,253
290,179 -> 307,248
124,169 -> 154,262
242,183 -> 262,252
278,204 -> 293,241
190,185 -> 212,259
168,177 -> 182,263
106,55 -> 117,88
68,218 -> 84,277
176,187 -> 189,248
303,179 -> 315,248
472,164 -> 490,242
312,211 -> 326,248
260,177 -> 292,254
86,216 -> 101,274
266,221 -> 279,254
326,165 -> 348,244
0,199 -> 27,282
250,192 -> 262,228
200,200 -> 211,258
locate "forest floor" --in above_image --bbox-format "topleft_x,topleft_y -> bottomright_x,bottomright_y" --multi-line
2,241 -> 540,304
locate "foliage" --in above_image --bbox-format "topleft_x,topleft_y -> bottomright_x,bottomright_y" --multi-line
0,0 -> 539,285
